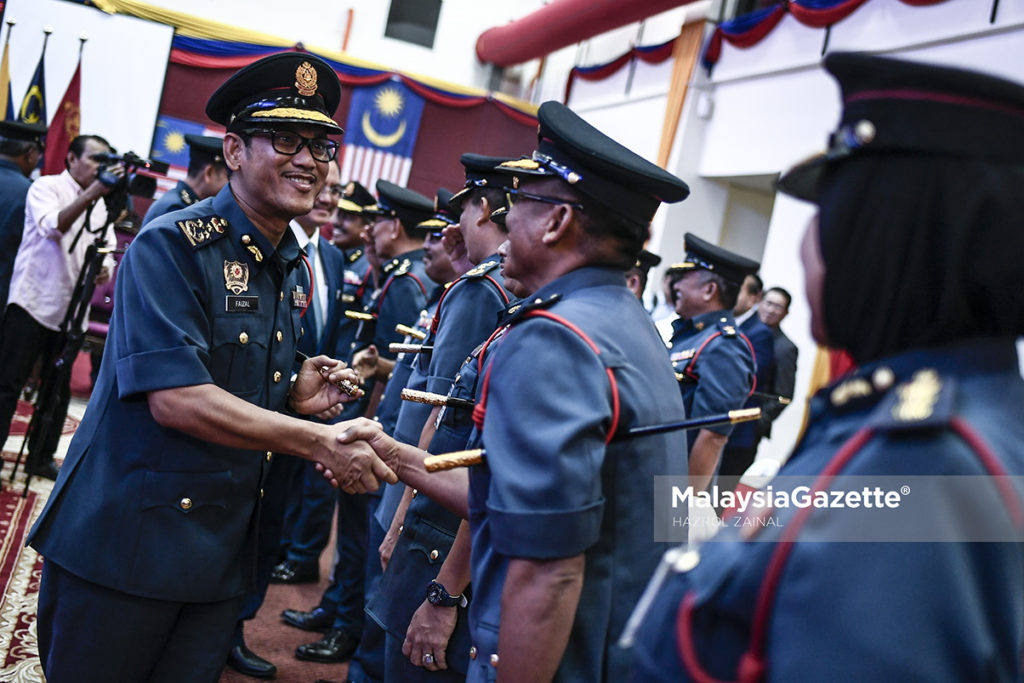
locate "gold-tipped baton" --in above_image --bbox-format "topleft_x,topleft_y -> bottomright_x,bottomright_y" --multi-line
390,342 -> 433,355
395,324 -> 427,341
345,311 -> 375,321
294,350 -> 362,397
751,391 -> 791,405
422,408 -> 762,472
401,388 -> 475,410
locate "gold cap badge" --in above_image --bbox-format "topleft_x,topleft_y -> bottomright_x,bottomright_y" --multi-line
295,61 -> 318,97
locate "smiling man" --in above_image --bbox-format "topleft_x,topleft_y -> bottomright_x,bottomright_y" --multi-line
27,52 -> 395,683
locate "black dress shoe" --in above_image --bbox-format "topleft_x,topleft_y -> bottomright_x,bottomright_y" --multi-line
26,460 -> 59,481
269,559 -> 319,584
295,628 -> 358,663
226,643 -> 277,679
281,606 -> 334,631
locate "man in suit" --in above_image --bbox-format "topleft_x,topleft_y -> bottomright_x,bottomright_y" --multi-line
755,286 -> 798,446
227,158 -> 351,678
720,274 -> 775,481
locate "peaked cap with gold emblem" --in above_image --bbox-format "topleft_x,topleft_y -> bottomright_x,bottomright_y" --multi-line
206,52 -> 343,134
338,180 -> 376,215
672,232 -> 759,286
416,188 -> 457,231
495,101 -> 689,227
365,179 -> 434,229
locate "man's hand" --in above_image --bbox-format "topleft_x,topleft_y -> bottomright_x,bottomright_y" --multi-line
404,599 -> 458,671
442,225 -> 473,274
88,163 -> 124,199
351,345 -> 379,384
316,418 -> 397,493
336,417 -> 402,478
290,355 -> 363,416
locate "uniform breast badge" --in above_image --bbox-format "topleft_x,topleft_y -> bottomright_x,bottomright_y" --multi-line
292,284 -> 309,309
224,261 -> 249,294
224,260 -> 259,311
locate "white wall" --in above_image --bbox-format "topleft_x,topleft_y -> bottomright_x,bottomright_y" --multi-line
3,0 -> 173,157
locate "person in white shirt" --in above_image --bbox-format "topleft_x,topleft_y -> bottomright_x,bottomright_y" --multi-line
0,134 -> 119,479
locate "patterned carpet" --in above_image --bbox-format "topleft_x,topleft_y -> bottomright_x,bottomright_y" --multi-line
0,453 -> 53,683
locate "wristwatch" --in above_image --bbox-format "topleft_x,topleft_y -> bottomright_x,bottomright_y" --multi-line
426,580 -> 467,608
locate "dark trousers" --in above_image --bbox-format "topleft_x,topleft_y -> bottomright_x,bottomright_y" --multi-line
346,495 -> 387,683
283,461 -> 338,567
318,489 -> 370,638
719,445 -> 758,483
235,452 -> 305,643
38,560 -> 243,683
0,304 -> 68,466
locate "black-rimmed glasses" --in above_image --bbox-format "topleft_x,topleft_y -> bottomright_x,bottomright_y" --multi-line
243,129 -> 339,162
504,188 -> 584,211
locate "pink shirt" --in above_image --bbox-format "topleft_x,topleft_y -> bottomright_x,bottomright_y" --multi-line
8,170 -> 110,331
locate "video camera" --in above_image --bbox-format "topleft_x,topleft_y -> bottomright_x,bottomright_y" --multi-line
91,151 -> 170,199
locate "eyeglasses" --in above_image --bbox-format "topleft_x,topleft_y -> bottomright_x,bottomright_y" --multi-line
326,184 -> 345,199
243,129 -> 339,162
504,188 -> 584,211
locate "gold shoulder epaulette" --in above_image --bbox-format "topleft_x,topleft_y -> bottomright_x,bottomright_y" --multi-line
177,215 -> 229,249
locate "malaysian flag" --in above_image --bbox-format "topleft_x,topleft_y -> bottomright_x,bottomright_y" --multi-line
149,115 -> 224,199
340,80 -> 425,189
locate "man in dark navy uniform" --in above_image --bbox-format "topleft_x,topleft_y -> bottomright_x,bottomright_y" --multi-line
339,100 -> 691,682
0,120 -> 45,308
142,134 -> 227,225
27,52 -> 395,683
668,233 -> 758,491
629,52 -> 1024,682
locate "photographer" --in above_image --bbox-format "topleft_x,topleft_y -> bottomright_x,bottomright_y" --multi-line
0,133 -> 118,480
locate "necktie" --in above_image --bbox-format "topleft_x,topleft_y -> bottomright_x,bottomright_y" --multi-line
306,241 -> 324,344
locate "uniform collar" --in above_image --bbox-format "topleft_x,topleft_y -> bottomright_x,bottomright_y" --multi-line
177,180 -> 199,206
530,265 -> 628,303
809,336 -> 1020,420
215,185 -> 302,270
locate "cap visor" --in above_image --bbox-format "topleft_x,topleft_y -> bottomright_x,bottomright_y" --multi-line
777,154 -> 828,202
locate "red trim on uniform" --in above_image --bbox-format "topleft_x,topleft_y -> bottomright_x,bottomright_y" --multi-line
737,331 -> 757,396
683,331 -> 721,381
472,310 -> 621,440
374,270 -> 428,314
950,418 -> 1024,528
676,591 -> 736,683
744,427 -> 875,674
430,279 -> 462,335
484,275 -> 511,305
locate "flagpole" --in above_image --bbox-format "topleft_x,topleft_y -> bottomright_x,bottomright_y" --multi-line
4,19 -> 14,47
79,32 -> 88,57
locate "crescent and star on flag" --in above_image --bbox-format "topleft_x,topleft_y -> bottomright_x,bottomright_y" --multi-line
362,86 -> 407,148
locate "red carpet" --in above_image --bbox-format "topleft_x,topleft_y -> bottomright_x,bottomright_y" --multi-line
8,400 -> 80,438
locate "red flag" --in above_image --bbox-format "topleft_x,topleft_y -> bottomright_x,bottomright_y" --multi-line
44,59 -> 81,176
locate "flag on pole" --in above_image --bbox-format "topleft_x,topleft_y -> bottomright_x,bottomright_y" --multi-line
149,114 -> 224,199
0,26 -> 13,121
44,56 -> 81,175
340,80 -> 425,190
18,39 -> 47,125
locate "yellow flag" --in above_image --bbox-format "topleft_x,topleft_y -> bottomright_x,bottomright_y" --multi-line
0,37 -> 10,120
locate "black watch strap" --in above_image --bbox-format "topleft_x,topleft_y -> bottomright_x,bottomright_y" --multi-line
426,580 -> 465,607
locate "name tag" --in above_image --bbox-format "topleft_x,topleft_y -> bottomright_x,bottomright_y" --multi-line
226,295 -> 259,312
670,349 -> 695,362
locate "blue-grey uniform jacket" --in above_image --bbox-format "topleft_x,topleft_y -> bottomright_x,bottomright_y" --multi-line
630,338 -> 1024,682
467,266 -> 687,682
